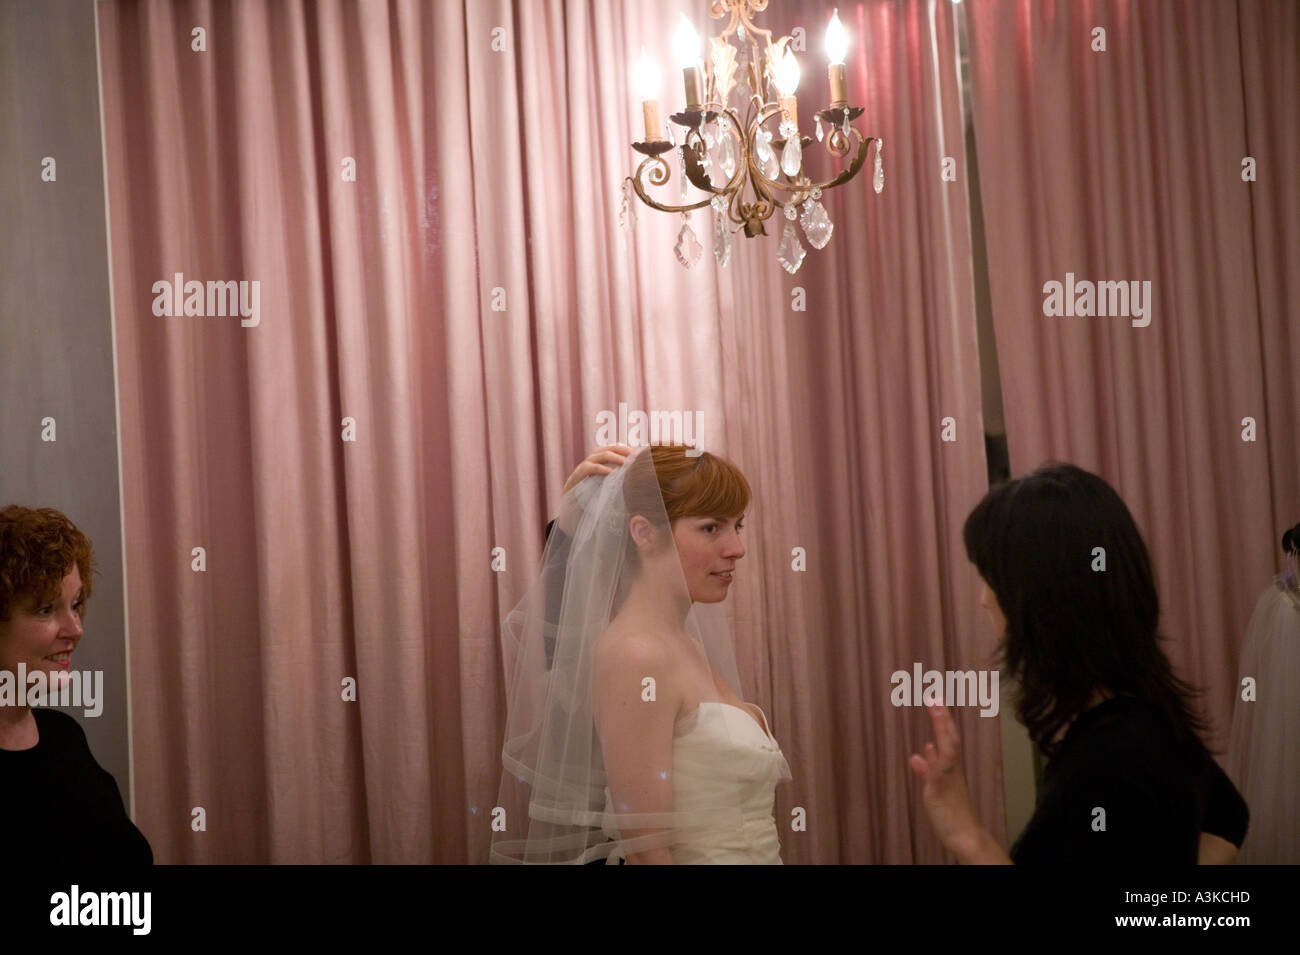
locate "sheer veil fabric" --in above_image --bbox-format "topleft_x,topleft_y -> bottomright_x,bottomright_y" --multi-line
491,446 -> 766,864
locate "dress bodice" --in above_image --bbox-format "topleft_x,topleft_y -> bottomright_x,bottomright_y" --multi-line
667,701 -> 791,864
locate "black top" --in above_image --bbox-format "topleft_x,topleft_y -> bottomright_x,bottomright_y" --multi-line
0,708 -> 153,865
1011,695 -> 1248,864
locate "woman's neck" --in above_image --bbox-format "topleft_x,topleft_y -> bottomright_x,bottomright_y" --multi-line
0,705 -> 37,751
621,572 -> 693,631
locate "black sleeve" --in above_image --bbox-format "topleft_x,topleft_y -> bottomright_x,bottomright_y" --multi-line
1197,756 -> 1249,847
1028,762 -> 1198,864
1011,704 -> 1202,864
36,710 -> 154,864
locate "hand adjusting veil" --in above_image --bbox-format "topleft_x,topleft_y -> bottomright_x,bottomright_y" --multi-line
490,445 -> 753,864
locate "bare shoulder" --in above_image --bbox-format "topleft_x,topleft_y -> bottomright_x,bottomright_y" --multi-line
594,624 -> 677,678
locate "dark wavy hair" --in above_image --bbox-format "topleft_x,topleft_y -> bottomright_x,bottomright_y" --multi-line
963,463 -> 1210,758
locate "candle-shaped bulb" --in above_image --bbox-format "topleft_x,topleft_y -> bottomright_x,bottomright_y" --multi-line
672,14 -> 700,69
634,45 -> 661,99
825,9 -> 849,65
773,46 -> 801,96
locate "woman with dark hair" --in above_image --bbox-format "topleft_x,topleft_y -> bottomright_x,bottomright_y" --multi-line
910,463 -> 1247,864
0,506 -> 152,864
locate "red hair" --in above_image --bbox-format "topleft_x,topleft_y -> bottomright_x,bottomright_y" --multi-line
0,506 -> 95,623
623,444 -> 751,525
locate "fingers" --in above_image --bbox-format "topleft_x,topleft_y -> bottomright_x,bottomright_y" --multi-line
564,445 -> 633,494
908,753 -> 929,779
926,703 -> 960,756
908,742 -> 940,778
589,444 -> 633,468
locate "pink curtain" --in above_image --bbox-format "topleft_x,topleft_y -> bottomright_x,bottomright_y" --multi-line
966,0 -> 1299,757
98,0 -> 993,863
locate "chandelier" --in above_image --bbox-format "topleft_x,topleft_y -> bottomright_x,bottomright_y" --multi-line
620,0 -> 882,274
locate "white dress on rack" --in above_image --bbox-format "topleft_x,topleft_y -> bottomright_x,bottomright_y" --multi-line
1228,583 -> 1300,863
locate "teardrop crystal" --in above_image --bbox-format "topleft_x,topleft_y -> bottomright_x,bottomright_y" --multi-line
720,133 -> 736,179
815,116 -> 824,142
781,136 -> 802,177
619,180 -> 636,232
799,199 -> 833,250
679,146 -> 689,201
675,215 -> 703,269
874,138 -> 884,194
712,198 -> 732,268
777,221 -> 806,274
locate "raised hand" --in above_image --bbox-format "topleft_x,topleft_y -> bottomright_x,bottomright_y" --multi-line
908,703 -> 992,862
563,444 -> 633,495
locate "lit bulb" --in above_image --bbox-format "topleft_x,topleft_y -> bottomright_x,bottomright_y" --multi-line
634,46 -> 661,100
825,9 -> 849,65
672,13 -> 700,69
773,47 -> 800,96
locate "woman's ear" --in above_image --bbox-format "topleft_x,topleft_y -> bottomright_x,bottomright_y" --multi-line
628,514 -> 659,552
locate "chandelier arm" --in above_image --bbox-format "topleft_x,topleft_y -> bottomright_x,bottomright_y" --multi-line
741,150 -> 777,231
814,134 -> 874,193
744,101 -> 790,203
747,125 -> 873,210
681,106 -> 747,197
627,160 -> 713,215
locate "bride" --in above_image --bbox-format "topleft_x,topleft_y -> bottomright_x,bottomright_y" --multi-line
491,443 -> 790,864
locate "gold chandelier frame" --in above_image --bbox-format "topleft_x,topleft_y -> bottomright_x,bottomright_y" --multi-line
627,0 -> 877,239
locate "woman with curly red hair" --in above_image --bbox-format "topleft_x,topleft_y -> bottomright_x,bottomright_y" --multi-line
0,505 -> 152,864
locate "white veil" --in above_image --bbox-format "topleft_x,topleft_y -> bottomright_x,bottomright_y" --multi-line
490,445 -> 753,864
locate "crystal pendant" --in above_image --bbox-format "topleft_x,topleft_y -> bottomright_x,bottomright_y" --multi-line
777,221 -> 806,274
711,195 -> 732,269
667,124 -> 675,147
755,127 -> 778,180
841,106 -> 850,139
678,145 -> 689,201
675,213 -> 702,270
719,118 -> 736,179
800,197 -> 833,250
779,119 -> 802,177
815,115 -> 823,142
874,138 -> 884,194
619,179 -> 636,232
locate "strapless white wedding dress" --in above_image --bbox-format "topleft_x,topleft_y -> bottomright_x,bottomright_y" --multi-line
605,701 -> 792,864
671,701 -> 792,864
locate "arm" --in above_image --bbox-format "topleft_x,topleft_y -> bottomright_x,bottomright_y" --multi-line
1196,755 -> 1249,854
1198,832 -> 1238,865
593,632 -> 680,865
909,704 -> 1013,864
